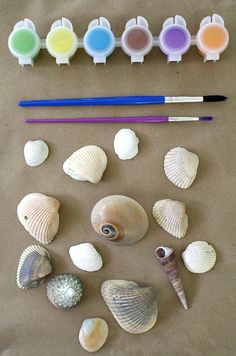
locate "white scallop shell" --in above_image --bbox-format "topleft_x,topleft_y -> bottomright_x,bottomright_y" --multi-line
63,145 -> 107,183
17,193 -> 60,244
113,129 -> 139,160
182,241 -> 216,273
164,147 -> 199,189
79,318 -> 108,352
152,199 -> 188,238
24,140 -> 49,167
69,243 -> 103,272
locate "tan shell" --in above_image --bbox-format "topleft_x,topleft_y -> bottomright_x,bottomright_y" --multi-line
101,280 -> 158,334
91,195 -> 149,245
79,318 -> 108,352
17,193 -> 60,244
164,147 -> 199,189
63,145 -> 107,183
152,199 -> 188,238
182,241 -> 216,273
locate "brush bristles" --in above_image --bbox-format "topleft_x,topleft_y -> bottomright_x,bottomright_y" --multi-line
203,95 -> 227,102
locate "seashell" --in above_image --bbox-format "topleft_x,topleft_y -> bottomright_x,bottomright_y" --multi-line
69,243 -> 103,272
91,195 -> 149,245
101,280 -> 158,334
164,147 -> 199,189
63,145 -> 107,183
17,193 -> 60,244
24,140 -> 49,167
182,241 -> 216,273
16,245 -> 52,289
113,128 -> 139,160
155,246 -> 188,310
152,199 -> 188,238
47,274 -> 83,309
79,318 -> 108,352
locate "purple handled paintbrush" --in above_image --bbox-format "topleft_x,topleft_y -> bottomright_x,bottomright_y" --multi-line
25,116 -> 213,124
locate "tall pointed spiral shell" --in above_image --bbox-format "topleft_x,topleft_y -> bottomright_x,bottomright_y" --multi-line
182,241 -> 216,273
79,318 -> 108,352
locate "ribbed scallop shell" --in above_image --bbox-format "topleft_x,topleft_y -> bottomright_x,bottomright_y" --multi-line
17,193 -> 60,244
182,241 -> 216,273
101,280 -> 158,334
24,140 -> 49,167
152,199 -> 188,238
79,318 -> 108,352
69,243 -> 103,272
164,147 -> 199,189
16,245 -> 52,289
63,145 -> 107,183
47,274 -> 83,309
113,128 -> 139,160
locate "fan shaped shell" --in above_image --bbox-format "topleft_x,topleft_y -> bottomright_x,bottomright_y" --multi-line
17,193 -> 60,244
152,199 -> 188,238
182,241 -> 216,273
101,280 -> 158,334
69,243 -> 103,272
63,145 -> 107,183
164,147 -> 199,189
79,318 -> 108,352
16,245 -> 52,289
24,140 -> 49,167
113,128 -> 139,160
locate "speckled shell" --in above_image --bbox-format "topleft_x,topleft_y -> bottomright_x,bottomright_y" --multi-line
91,195 -> 149,245
17,193 -> 60,244
69,243 -> 103,272
101,280 -> 158,334
47,274 -> 83,309
16,245 -> 52,289
113,128 -> 139,160
152,199 -> 188,238
24,140 -> 49,167
79,318 -> 108,352
182,241 -> 216,273
164,147 -> 199,189
63,145 -> 107,183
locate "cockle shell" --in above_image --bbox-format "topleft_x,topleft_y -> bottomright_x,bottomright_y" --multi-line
155,246 -> 188,310
182,241 -> 216,273
101,280 -> 158,334
47,274 -> 83,309
113,128 -> 139,160
16,245 -> 52,289
152,199 -> 188,238
69,243 -> 103,272
91,195 -> 149,245
63,145 -> 107,183
24,140 -> 49,167
164,147 -> 199,189
79,318 -> 108,353
17,193 -> 60,244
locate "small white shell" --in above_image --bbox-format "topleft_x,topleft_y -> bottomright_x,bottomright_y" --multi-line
24,140 -> 49,167
152,199 -> 188,238
79,318 -> 108,352
113,129 -> 139,160
182,241 -> 216,273
69,243 -> 103,272
63,145 -> 107,183
164,147 -> 199,189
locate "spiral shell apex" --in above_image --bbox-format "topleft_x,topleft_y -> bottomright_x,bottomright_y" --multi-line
79,318 -> 108,352
91,195 -> 149,245
182,241 -> 216,273
17,193 -> 60,244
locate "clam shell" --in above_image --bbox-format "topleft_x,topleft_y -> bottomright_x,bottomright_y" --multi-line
47,274 -> 83,309
91,195 -> 149,245
152,199 -> 188,238
79,318 -> 108,352
17,193 -> 60,244
182,241 -> 216,273
69,243 -> 103,272
16,245 -> 52,289
113,128 -> 139,160
63,145 -> 107,183
24,140 -> 49,167
101,280 -> 158,334
164,147 -> 199,189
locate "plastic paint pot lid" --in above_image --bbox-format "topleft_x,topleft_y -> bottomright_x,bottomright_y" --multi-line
159,25 -> 191,55
8,28 -> 40,58
121,26 -> 153,55
83,27 -> 115,57
197,23 -> 229,52
46,27 -> 78,57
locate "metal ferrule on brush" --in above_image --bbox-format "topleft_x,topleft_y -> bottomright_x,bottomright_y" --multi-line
165,96 -> 203,103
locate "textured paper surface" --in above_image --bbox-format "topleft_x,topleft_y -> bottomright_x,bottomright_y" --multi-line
1,1 -> 236,355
